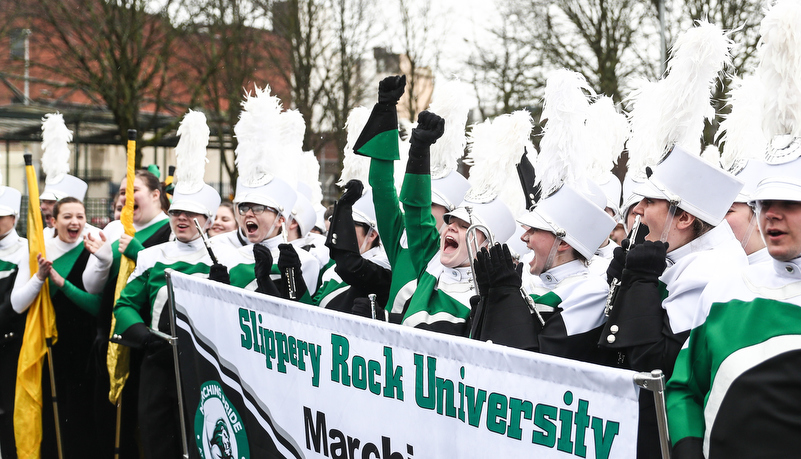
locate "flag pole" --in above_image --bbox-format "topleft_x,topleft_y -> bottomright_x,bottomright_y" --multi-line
15,153 -> 62,458
45,337 -> 64,459
110,129 -> 137,459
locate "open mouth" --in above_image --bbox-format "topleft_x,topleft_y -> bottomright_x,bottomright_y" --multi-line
766,228 -> 786,239
443,235 -> 458,252
176,223 -> 190,231
133,204 -> 139,211
67,228 -> 80,238
245,221 -> 259,235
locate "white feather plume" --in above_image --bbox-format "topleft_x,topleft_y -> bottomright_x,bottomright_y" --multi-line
586,96 -> 629,183
276,109 -> 306,187
535,69 -> 595,197
173,109 -> 210,194
661,20 -> 732,153
298,150 -> 324,206
718,74 -> 768,170
700,144 -> 721,166
234,85 -> 284,187
625,79 -> 665,180
40,113 -> 73,184
756,0 -> 801,138
465,109 -> 531,215
427,80 -> 472,179
338,106 -> 372,188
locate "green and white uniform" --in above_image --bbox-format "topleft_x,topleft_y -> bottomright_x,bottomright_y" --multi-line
369,159 -> 418,319
226,234 -> 320,304
667,256 -> 801,458
113,237 -> 243,334
399,173 -> 474,336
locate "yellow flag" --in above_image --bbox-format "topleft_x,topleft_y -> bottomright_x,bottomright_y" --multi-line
14,155 -> 58,459
107,130 -> 137,403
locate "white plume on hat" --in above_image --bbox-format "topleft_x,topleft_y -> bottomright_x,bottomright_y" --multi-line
234,85 -> 284,188
465,109 -> 531,216
700,144 -> 721,166
338,106 -> 372,189
757,0 -> 801,139
718,74 -> 768,170
173,109 -> 210,195
625,80 -> 667,181
586,96 -> 628,182
41,113 -> 73,184
661,21 -> 732,153
535,69 -> 595,198
276,109 -> 306,187
427,79 -> 472,179
298,150 -> 324,207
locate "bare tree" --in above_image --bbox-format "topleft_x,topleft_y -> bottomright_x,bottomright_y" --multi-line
467,8 -> 543,119
24,0 -> 231,166
396,0 -> 443,122
267,0 -> 332,152
324,0 -> 377,160
182,0 -> 289,191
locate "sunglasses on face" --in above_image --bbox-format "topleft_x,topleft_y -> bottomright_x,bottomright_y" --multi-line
168,209 -> 202,218
237,203 -> 276,216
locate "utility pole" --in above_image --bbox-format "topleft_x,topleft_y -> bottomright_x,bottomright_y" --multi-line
23,29 -> 32,105
659,0 -> 667,75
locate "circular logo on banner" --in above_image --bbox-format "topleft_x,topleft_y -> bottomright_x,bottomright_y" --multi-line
194,381 -> 250,459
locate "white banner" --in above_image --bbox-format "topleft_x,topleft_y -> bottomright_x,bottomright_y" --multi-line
171,271 -> 640,459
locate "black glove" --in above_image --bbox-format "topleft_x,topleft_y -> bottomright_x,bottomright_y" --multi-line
208,263 -> 230,285
406,111 -> 445,175
339,179 -> 364,207
625,241 -> 669,276
254,244 -> 281,296
351,298 -> 373,319
487,243 -> 522,290
473,247 -> 492,297
606,239 -> 630,284
278,243 -> 308,299
411,111 -> 445,148
378,75 -> 406,105
119,322 -> 169,353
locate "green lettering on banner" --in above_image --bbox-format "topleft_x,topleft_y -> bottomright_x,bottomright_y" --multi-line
414,354 -> 436,410
558,391 -> 575,454
591,417 -> 620,459
383,347 -> 403,401
368,360 -> 381,395
353,355 -> 367,390
574,399 -> 591,458
331,334 -> 350,385
486,393 -> 508,435
507,398 -> 533,441
239,308 -> 252,350
532,404 -> 558,448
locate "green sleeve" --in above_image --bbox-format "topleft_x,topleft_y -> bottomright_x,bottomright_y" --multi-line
123,237 -> 146,260
369,159 -> 405,266
399,173 -> 441,274
113,273 -> 150,334
59,280 -> 102,316
666,324 -> 709,447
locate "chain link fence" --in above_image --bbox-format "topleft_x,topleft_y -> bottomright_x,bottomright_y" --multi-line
15,196 -> 114,236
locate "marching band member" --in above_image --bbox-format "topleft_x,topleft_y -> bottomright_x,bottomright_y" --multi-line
217,87 -> 320,301
83,168 -> 171,459
398,108 -> 522,336
314,180 -> 391,315
207,201 -> 238,238
667,139 -> 801,458
718,75 -> 772,264
355,77 -> 471,322
11,196 -> 109,457
0,184 -> 25,459
38,114 -> 97,239
470,70 -> 617,362
112,110 -> 236,458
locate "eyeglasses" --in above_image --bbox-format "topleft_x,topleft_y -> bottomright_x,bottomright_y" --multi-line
168,209 -> 201,218
237,203 -> 276,216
